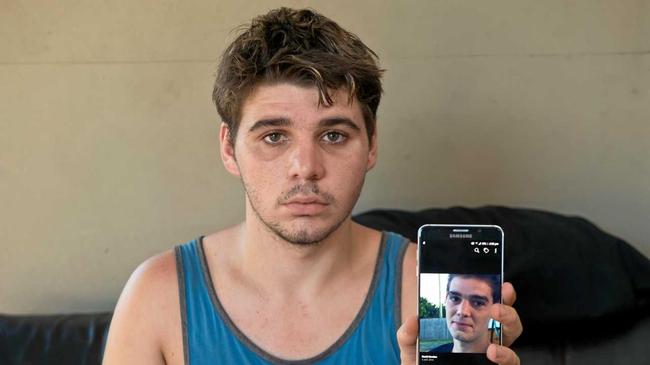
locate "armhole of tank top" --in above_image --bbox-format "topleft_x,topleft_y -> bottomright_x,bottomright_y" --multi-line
393,236 -> 411,333
175,245 -> 190,365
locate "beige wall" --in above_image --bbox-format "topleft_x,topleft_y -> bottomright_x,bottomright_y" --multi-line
1,0 -> 648,314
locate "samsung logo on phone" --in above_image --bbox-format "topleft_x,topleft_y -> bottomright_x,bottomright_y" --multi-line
450,233 -> 472,238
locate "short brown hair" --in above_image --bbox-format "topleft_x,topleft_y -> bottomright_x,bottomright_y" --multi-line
212,7 -> 384,144
447,274 -> 502,304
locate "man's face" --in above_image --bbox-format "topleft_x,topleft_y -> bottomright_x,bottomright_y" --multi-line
220,83 -> 377,244
445,276 -> 494,346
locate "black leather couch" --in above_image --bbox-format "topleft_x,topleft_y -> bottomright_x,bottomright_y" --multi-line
0,312 -> 112,365
2,207 -> 649,365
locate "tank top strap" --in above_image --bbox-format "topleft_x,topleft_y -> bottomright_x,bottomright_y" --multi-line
378,231 -> 412,338
176,237 -> 254,364
175,238 -> 213,365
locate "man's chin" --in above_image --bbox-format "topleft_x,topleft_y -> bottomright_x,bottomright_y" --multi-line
267,217 -> 348,245
451,333 -> 477,343
251,199 -> 352,246
273,227 -> 334,245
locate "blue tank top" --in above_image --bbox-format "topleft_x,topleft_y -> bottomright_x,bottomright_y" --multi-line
175,231 -> 410,364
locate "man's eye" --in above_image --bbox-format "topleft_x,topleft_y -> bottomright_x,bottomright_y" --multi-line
472,300 -> 487,308
322,131 -> 346,144
448,295 -> 461,303
263,132 -> 286,144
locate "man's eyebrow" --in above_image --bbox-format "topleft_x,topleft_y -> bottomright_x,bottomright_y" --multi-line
319,117 -> 361,131
248,118 -> 291,132
469,295 -> 489,303
448,291 -> 489,303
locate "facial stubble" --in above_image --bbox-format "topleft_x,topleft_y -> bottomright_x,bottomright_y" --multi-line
240,173 -> 366,246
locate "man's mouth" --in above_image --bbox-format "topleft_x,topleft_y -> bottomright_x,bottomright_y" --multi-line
285,197 -> 328,205
451,321 -> 473,330
282,196 -> 329,215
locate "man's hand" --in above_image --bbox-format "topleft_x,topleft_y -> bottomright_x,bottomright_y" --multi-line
396,315 -> 419,364
486,282 -> 522,364
397,282 -> 523,365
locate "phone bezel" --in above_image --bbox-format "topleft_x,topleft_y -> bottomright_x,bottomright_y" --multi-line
416,224 -> 504,363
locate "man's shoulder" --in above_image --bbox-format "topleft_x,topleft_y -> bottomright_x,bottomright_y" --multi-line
103,248 -> 183,364
123,248 -> 179,305
382,230 -> 415,249
397,235 -> 417,324
395,233 -> 416,272
126,249 -> 181,328
137,249 -> 177,280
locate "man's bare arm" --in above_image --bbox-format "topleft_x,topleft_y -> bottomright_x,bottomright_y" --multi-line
102,250 -> 178,365
400,243 -> 418,324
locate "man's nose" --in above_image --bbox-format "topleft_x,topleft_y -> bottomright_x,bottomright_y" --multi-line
458,299 -> 472,317
287,140 -> 325,181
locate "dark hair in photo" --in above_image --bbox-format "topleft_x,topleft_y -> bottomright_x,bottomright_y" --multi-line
447,274 -> 501,303
212,7 -> 384,145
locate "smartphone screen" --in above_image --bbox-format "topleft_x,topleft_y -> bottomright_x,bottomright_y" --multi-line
417,225 -> 504,365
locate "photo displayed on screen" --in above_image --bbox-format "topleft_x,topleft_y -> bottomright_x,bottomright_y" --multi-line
419,273 -> 502,354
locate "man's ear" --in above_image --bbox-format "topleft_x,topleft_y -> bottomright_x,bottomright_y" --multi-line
366,130 -> 378,171
220,123 -> 240,177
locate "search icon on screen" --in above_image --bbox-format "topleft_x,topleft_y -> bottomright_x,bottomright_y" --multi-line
474,248 -> 480,254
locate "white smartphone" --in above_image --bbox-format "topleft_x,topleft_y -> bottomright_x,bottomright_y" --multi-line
417,224 -> 504,365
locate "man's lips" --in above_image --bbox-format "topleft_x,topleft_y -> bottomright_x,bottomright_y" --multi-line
282,197 -> 329,215
451,321 -> 473,330
285,197 -> 328,204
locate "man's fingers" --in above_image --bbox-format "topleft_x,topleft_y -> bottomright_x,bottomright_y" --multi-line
495,282 -> 522,346
490,303 -> 523,347
502,282 -> 517,306
397,315 -> 418,365
487,344 -> 520,365
397,315 -> 418,345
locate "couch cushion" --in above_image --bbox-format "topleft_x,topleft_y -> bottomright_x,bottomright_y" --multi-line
0,312 -> 112,365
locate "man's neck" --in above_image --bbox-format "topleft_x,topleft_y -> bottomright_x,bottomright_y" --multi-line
228,211 -> 368,300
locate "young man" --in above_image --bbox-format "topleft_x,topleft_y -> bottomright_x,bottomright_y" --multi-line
432,275 -> 501,353
102,7 -> 522,365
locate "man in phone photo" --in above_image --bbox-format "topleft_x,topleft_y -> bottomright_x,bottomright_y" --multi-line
102,7 -> 523,365
429,274 -> 501,354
